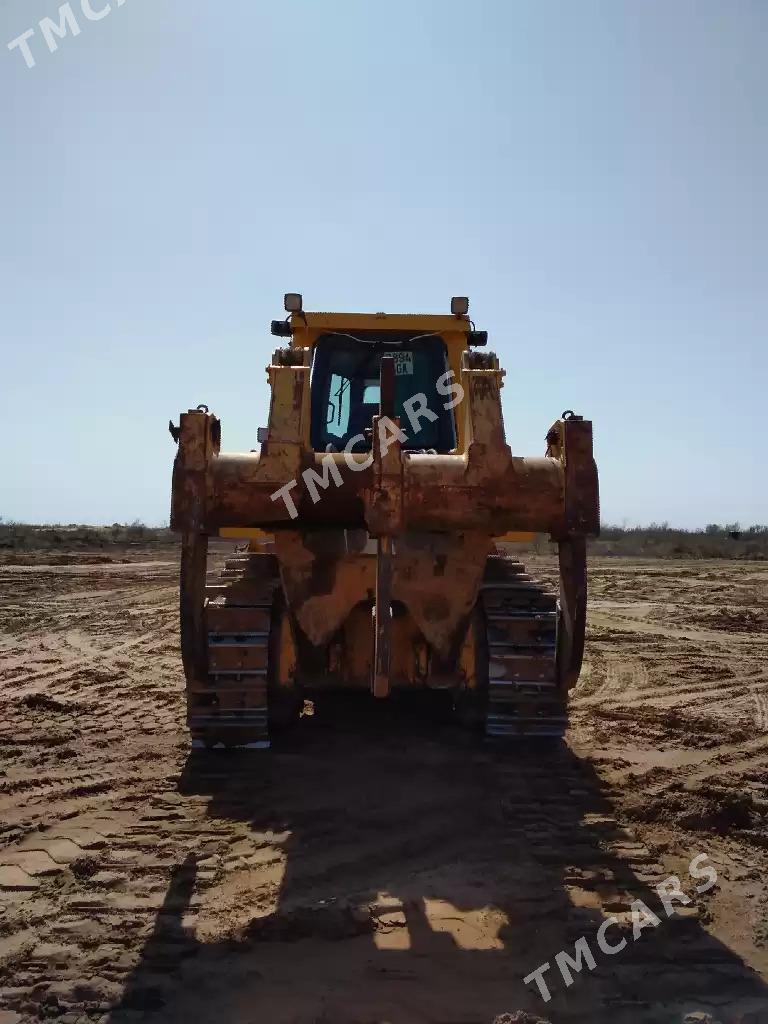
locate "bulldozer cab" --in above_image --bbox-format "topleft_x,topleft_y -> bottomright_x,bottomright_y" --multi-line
310,331 -> 457,453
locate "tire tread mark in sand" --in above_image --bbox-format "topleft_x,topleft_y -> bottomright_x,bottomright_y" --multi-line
752,687 -> 768,732
590,610 -> 757,645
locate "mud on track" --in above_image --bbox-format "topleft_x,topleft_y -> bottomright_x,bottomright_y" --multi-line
0,553 -> 767,1023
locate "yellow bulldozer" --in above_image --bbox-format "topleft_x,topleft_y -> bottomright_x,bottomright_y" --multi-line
169,296 -> 599,748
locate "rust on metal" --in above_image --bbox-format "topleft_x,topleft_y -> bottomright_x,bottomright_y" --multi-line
373,535 -> 393,697
557,535 -> 588,690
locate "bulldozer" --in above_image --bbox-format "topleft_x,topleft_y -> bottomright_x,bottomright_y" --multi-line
169,296 -> 599,748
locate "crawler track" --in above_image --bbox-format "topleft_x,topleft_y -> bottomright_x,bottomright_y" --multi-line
189,552 -> 279,749
480,554 -> 565,738
193,552 -> 568,745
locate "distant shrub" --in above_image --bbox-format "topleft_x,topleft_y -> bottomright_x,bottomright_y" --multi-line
505,523 -> 768,560
593,522 -> 768,559
0,520 -> 175,554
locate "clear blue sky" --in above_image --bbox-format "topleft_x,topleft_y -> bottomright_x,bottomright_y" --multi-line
2,0 -> 765,528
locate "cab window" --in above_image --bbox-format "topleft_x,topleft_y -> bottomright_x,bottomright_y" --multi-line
310,333 -> 456,453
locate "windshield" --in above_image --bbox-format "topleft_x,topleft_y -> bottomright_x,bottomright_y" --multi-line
310,332 -> 457,453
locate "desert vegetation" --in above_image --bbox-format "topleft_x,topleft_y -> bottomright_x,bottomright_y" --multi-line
0,519 -> 175,564
1,518 -> 766,562
591,521 -> 768,559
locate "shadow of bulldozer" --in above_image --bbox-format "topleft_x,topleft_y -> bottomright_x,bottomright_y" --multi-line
111,696 -> 768,1024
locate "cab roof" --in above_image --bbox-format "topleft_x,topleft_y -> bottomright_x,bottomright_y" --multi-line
294,311 -> 471,334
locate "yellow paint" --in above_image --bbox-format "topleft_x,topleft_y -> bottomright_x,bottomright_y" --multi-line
219,527 -> 274,542
267,364 -> 309,444
293,312 -> 470,335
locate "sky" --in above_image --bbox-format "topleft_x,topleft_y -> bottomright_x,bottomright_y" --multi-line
1,0 -> 765,528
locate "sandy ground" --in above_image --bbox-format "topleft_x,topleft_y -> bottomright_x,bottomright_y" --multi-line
0,551 -> 767,1024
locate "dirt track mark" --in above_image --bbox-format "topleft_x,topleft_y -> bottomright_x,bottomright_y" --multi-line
590,609 -> 759,645
0,554 -> 767,1023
